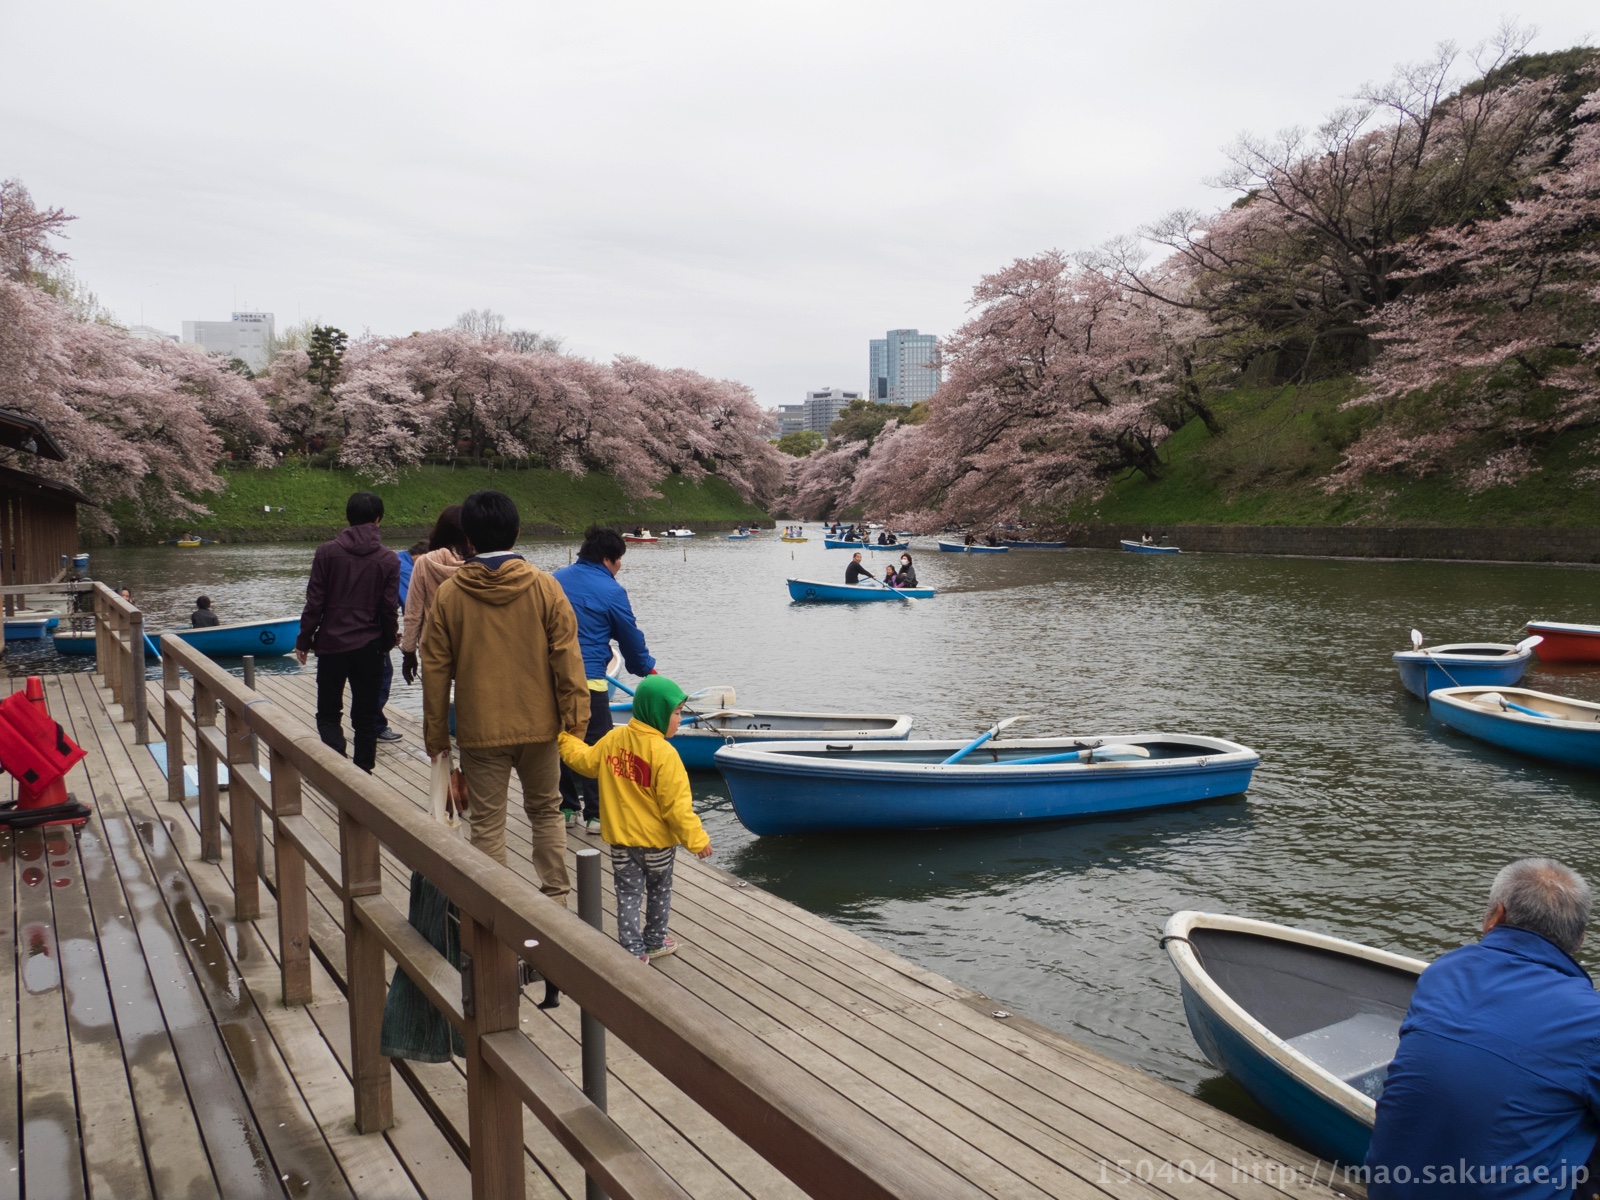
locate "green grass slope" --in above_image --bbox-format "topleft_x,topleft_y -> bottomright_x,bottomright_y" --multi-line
1066,382 -> 1600,528
114,463 -> 769,544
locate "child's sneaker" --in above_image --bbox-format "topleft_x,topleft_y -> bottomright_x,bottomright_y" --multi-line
646,936 -> 679,961
638,953 -> 651,964
585,818 -> 601,834
561,808 -> 577,827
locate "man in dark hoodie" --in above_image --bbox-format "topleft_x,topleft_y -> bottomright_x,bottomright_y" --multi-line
296,491 -> 401,772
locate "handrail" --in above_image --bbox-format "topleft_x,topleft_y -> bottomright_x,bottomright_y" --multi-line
91,581 -> 149,744
156,633 -> 983,1200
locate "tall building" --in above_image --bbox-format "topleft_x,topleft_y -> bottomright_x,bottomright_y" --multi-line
868,328 -> 941,407
126,324 -> 179,343
182,312 -> 276,373
789,387 -> 859,435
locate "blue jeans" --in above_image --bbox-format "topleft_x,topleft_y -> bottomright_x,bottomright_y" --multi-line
610,846 -> 676,956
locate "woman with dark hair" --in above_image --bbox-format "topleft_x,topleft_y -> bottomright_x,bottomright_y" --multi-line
399,505 -> 471,684
897,553 -> 918,588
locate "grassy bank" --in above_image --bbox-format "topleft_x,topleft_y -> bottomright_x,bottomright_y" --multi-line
1065,381 -> 1600,528
111,463 -> 770,544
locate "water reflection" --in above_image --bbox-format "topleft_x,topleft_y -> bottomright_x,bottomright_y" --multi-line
69,536 -> 1600,1104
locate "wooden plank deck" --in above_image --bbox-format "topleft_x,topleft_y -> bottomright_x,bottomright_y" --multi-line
0,666 -> 1363,1198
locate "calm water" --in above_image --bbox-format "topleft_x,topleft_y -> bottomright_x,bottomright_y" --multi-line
50,535 -> 1600,1128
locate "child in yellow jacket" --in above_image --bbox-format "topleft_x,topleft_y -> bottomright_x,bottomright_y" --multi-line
558,674 -> 712,962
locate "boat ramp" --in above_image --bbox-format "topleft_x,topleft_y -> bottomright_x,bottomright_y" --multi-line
0,583 -> 1364,1198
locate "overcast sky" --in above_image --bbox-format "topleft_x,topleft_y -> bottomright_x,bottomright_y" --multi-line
3,2 -> 1595,407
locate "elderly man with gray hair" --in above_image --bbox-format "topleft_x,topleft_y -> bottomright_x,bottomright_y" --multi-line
1367,858 -> 1600,1197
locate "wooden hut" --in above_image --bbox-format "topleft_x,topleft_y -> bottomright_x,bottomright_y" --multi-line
0,409 -> 85,616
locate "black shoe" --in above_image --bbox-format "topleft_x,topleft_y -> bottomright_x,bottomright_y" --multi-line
376,728 -> 403,742
538,982 -> 560,1010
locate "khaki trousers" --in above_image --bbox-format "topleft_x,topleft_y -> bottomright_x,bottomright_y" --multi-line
458,740 -> 570,901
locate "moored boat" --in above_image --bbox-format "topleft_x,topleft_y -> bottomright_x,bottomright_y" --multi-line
936,539 -> 1007,553
1392,637 -> 1537,700
52,631 -> 96,655
1120,539 -> 1180,554
608,706 -> 914,770
147,616 -> 303,660
715,732 -> 1259,834
1428,685 -> 1600,770
1524,620 -> 1600,663
786,578 -> 934,602
3,614 -> 58,640
1162,911 -> 1425,1164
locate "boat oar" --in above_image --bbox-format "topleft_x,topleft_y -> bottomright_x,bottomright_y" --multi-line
1002,744 -> 1151,766
870,578 -> 917,605
1516,635 -> 1543,654
605,674 -> 636,696
681,709 -> 755,725
942,716 -> 1030,765
1474,692 -> 1556,720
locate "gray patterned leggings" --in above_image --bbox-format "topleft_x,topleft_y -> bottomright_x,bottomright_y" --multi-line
611,845 -> 677,956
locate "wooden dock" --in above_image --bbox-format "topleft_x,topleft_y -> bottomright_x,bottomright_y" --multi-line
0,638 -> 1365,1197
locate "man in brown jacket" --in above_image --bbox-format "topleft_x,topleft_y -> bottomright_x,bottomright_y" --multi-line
420,490 -> 588,899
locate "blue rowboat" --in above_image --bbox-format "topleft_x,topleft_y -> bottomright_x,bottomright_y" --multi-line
52,632 -> 96,655
3,613 -> 60,639
1391,641 -> 1535,700
726,533 -> 751,540
786,578 -> 934,602
1000,539 -> 1068,549
823,537 -> 908,550
714,733 -> 1258,835
150,617 -> 302,660
935,540 -> 1008,553
1429,685 -> 1600,770
608,706 -> 914,770
1120,539 -> 1180,554
1162,911 -> 1424,1165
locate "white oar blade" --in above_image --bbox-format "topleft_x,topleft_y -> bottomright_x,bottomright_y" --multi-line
1410,628 -> 1424,650
1516,635 -> 1543,653
1474,692 -> 1507,709
688,685 -> 737,708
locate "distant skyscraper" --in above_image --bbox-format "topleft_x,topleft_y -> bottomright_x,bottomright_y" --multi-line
182,311 -> 276,373
868,329 -> 940,407
800,387 -> 859,435
776,404 -> 807,436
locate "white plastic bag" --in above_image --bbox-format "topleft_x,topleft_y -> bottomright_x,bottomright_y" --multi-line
429,755 -> 460,834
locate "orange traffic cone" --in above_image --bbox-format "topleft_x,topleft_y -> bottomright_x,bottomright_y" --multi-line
16,677 -> 71,813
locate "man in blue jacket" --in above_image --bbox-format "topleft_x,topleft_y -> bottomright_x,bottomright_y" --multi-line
1367,857 -> 1600,1198
552,526 -> 656,833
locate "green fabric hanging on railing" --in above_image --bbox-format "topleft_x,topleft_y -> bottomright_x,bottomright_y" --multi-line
379,872 -> 464,1062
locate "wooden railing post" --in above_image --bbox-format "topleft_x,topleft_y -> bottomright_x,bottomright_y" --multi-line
162,652 -> 186,809
127,608 -> 149,744
461,913 -> 525,1200
340,811 -> 393,1133
94,590 -> 109,687
108,605 -> 126,708
271,747 -> 311,1005
576,848 -> 609,1200
225,704 -> 259,920
194,680 -> 221,862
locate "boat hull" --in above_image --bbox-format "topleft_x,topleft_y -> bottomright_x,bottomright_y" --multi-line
3,614 -> 60,639
1392,643 -> 1532,700
823,538 -> 908,550
935,540 -> 1007,553
623,536 -> 657,544
786,579 -> 934,602
1000,540 -> 1067,549
1120,540 -> 1179,554
160,617 -> 302,658
1163,911 -> 1425,1166
1525,621 -> 1600,663
715,734 -> 1258,834
610,708 -> 915,770
52,633 -> 96,655
1429,685 -> 1600,769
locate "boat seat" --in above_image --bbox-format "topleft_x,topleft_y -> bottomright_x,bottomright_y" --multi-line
1284,1011 -> 1401,1100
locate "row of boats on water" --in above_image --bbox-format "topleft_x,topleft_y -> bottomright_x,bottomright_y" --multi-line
9,611 -> 304,662
1392,619 -> 1600,768
1158,617 -> 1600,1165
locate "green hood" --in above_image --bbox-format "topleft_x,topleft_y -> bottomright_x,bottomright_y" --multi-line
632,674 -> 687,734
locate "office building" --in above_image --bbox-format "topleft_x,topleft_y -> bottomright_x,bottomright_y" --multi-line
182,311 -> 276,373
126,324 -> 179,343
776,405 -> 807,436
802,387 -> 859,435
867,328 -> 941,407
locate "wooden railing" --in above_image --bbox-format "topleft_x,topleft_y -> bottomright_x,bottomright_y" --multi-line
90,582 -> 149,745
146,633 -> 984,1200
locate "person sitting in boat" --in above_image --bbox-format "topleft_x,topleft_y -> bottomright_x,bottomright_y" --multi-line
844,552 -> 872,585
897,554 -> 918,588
1140,533 -> 1153,545
963,532 -> 974,546
882,564 -> 899,588
189,596 -> 220,628
1366,858 -> 1600,1196
632,526 -> 643,537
